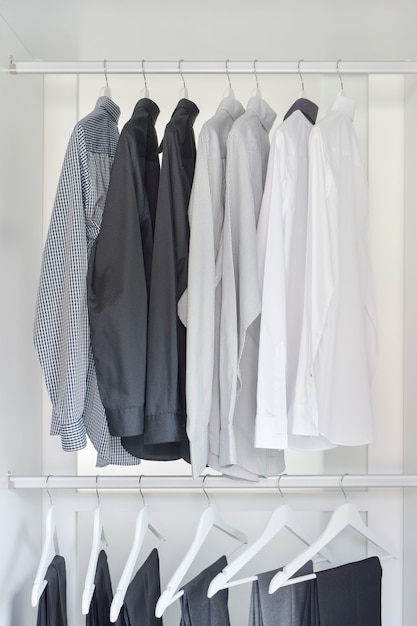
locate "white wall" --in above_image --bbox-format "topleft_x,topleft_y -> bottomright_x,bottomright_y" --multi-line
0,19 -> 44,626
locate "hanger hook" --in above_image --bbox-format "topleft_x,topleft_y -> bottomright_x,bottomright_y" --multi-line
202,475 -> 211,506
225,59 -> 232,89
297,59 -> 305,93
45,474 -> 53,506
336,59 -> 344,91
178,58 -> 186,90
253,59 -> 259,89
138,475 -> 145,506
141,59 -> 148,90
339,473 -> 349,503
95,475 -> 101,507
277,473 -> 287,505
103,59 -> 109,87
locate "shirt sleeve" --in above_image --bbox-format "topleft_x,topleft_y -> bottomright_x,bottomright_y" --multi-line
255,132 -> 289,449
181,132 -> 216,476
145,126 -> 190,445
34,125 -> 89,450
290,127 -> 333,437
87,131 -> 152,438
219,133 -> 262,466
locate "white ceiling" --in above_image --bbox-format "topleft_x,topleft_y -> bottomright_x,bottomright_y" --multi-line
1,0 -> 417,63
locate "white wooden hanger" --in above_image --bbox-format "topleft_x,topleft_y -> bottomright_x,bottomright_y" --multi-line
155,477 -> 247,618
268,475 -> 395,594
31,477 -> 59,607
223,59 -> 235,99
99,59 -> 112,98
207,476 -> 332,598
81,477 -> 108,615
140,59 -> 150,99
110,479 -> 164,623
178,59 -> 189,99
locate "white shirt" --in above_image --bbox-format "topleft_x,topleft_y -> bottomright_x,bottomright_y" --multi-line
256,100 -> 318,450
289,92 -> 377,450
215,94 -> 285,478
178,96 -> 245,478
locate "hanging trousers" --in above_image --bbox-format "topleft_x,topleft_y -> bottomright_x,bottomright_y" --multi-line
87,550 -> 113,626
36,555 -> 67,626
315,557 -> 382,626
249,557 -> 382,626
115,549 -> 163,626
180,555 -> 230,626
248,561 -> 316,626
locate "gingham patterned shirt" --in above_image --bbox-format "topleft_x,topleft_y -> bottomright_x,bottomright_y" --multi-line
34,96 -> 140,465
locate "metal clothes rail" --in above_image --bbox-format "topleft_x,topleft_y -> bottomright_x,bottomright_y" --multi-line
7,474 -> 417,492
7,58 -> 417,76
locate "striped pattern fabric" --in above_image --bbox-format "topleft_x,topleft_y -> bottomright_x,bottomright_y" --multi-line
34,96 -> 140,465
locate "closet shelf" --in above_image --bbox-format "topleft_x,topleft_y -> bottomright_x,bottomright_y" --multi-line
7,59 -> 417,76
7,474 -> 417,492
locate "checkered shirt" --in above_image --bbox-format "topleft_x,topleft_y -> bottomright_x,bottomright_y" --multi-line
34,96 -> 140,465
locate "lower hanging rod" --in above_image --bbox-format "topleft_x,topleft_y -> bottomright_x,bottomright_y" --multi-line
7,59 -> 417,76
7,474 -> 417,491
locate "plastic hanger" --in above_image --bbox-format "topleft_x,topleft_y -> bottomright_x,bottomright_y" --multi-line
81,477 -> 108,615
110,479 -> 164,622
223,59 -> 235,99
99,59 -> 112,98
268,474 -> 395,594
297,59 -> 307,98
31,477 -> 59,607
155,477 -> 247,618
140,59 -> 150,99
178,59 -> 189,99
250,59 -> 262,98
207,476 -> 331,598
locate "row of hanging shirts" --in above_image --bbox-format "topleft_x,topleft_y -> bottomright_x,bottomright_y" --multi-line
31,475 -> 393,624
33,58 -> 377,479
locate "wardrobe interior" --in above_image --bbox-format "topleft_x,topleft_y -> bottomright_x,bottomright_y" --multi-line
1,0 -> 417,624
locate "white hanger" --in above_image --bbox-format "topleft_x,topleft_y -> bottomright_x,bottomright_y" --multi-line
140,59 -> 150,99
297,59 -> 307,98
251,59 -> 262,98
81,477 -> 108,615
110,479 -> 164,623
268,475 -> 395,594
99,59 -> 112,98
207,476 -> 332,598
223,59 -> 235,99
31,477 -> 59,607
178,59 -> 189,99
155,478 -> 247,618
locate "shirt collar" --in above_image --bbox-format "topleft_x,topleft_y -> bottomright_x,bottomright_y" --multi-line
96,96 -> 121,123
133,98 -> 160,124
216,96 -> 245,121
246,95 -> 277,133
172,98 -> 200,125
284,98 -> 318,125
331,91 -> 356,121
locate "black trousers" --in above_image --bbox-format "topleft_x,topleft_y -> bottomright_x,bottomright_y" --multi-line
180,556 -> 230,626
316,556 -> 382,626
115,549 -> 162,626
86,550 -> 113,626
36,555 -> 67,626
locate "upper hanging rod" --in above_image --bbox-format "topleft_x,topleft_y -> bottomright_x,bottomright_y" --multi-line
7,58 -> 417,76
8,474 -> 417,491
